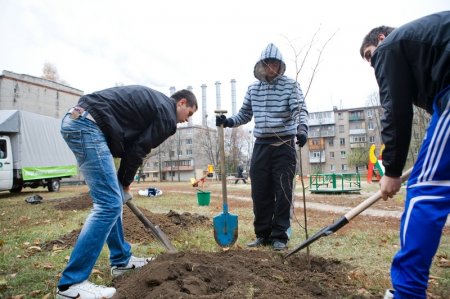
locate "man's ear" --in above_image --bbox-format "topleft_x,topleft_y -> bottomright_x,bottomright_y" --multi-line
377,33 -> 386,42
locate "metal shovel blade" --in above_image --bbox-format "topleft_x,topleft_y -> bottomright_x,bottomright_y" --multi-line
284,216 -> 348,259
213,205 -> 238,247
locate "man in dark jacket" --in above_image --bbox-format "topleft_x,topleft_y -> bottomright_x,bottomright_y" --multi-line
235,164 -> 247,184
360,11 -> 450,299
56,86 -> 197,299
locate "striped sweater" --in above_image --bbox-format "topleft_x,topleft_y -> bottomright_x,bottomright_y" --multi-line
230,43 -> 308,140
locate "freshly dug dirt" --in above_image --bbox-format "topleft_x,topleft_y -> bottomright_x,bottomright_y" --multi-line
44,194 -> 209,250
46,193 -> 377,298
112,250 -> 374,299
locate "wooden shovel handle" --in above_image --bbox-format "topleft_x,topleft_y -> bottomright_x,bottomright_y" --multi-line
215,110 -> 228,207
344,167 -> 413,220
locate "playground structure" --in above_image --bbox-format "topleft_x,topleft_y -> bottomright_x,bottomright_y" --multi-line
367,144 -> 385,183
309,172 -> 361,194
308,144 -> 385,193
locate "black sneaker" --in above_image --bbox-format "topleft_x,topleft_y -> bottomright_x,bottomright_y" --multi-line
272,239 -> 287,251
247,237 -> 271,247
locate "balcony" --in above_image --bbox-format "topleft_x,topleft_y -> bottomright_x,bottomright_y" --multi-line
309,117 -> 335,126
309,130 -> 335,138
162,165 -> 194,171
349,115 -> 364,121
350,142 -> 367,148
309,157 -> 326,163
349,129 -> 366,135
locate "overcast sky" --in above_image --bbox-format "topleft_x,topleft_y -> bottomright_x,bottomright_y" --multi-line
0,0 -> 448,125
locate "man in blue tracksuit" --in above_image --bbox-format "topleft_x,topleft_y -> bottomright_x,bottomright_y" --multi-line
216,43 -> 309,250
360,11 -> 450,299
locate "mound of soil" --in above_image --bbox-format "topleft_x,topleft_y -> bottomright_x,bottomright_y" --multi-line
44,194 -> 209,250
112,250 -> 374,299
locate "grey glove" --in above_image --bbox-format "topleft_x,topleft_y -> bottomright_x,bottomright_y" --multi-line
216,115 -> 234,128
296,125 -> 308,147
123,191 -> 133,204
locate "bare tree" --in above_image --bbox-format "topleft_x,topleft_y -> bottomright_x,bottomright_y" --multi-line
366,91 -> 430,169
285,27 -> 337,266
408,106 -> 430,167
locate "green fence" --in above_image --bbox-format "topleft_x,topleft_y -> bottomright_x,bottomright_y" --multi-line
309,172 -> 361,194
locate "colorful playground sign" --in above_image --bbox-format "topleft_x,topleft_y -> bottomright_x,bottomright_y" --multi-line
367,144 -> 385,183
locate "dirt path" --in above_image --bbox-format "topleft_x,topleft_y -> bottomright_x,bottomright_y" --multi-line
167,190 -> 450,225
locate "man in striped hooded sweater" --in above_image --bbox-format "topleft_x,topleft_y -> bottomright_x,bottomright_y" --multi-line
216,43 -> 309,250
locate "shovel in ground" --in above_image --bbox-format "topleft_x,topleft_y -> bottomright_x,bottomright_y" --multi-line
213,110 -> 238,247
124,192 -> 177,253
284,167 -> 412,259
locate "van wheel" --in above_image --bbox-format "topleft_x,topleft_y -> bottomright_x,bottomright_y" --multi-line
47,179 -> 60,192
9,186 -> 23,193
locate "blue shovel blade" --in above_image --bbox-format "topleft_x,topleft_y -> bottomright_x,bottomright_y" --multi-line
213,212 -> 238,247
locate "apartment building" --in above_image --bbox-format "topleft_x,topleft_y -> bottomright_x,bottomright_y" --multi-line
144,124 -> 218,182
300,106 -> 383,175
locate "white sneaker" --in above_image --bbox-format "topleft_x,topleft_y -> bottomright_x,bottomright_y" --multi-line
384,289 -> 394,299
56,280 -> 116,299
111,255 -> 154,278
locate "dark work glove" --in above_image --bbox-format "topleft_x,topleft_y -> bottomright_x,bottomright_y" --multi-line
216,115 -> 234,127
296,125 -> 308,147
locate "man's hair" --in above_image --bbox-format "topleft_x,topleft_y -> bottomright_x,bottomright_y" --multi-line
359,26 -> 396,58
171,89 -> 198,109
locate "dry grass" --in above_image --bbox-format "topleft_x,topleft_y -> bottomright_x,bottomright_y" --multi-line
0,181 -> 448,298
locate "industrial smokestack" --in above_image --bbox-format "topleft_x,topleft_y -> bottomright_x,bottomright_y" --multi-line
201,84 -> 207,127
230,79 -> 237,115
215,81 -> 221,110
169,86 -> 176,95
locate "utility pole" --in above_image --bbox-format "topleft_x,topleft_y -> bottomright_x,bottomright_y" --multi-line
177,130 -> 181,182
158,146 -> 162,182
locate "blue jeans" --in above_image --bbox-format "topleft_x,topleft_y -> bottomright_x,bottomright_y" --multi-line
58,114 -> 132,288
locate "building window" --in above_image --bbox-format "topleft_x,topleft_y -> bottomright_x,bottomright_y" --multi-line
341,164 -> 348,171
186,149 -> 193,156
338,112 -> 343,120
311,151 -> 322,158
339,125 -> 345,133
369,136 -> 375,143
178,150 -> 182,156
186,139 -> 193,144
312,138 -> 320,145
169,151 -> 175,157
340,138 -> 345,145
340,151 -> 346,158
329,139 -> 334,146
350,135 -> 366,143
368,122 -> 374,130
330,164 -> 335,171
153,162 -> 158,167
330,152 -> 334,158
